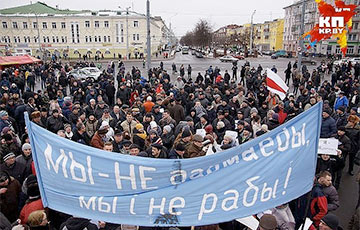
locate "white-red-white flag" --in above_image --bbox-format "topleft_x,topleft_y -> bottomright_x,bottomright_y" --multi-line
266,68 -> 289,100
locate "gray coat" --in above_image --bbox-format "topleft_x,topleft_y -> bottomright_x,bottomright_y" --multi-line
322,185 -> 340,211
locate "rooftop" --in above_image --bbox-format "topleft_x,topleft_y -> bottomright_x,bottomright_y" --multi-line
0,2 -> 84,15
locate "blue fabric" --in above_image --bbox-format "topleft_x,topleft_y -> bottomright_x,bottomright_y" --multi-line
25,103 -> 323,227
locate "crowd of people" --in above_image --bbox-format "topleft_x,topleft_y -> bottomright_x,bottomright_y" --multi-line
0,56 -> 359,230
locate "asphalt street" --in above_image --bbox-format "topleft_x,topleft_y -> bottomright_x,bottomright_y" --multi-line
39,53 -> 358,227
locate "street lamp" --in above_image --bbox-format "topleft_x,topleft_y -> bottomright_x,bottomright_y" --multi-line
118,6 -> 131,60
249,10 -> 256,54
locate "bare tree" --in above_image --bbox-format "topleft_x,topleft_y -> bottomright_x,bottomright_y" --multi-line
180,19 -> 213,47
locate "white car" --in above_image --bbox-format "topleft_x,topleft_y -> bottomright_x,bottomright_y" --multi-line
333,59 -> 349,66
82,67 -> 102,80
67,67 -> 101,81
350,57 -> 360,66
219,55 -> 238,63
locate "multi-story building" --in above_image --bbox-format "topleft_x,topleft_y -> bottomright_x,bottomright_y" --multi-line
283,0 -> 360,56
0,2 -> 174,59
253,19 -> 284,52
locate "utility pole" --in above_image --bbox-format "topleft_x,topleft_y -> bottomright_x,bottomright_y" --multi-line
126,6 -> 131,60
146,0 -> 151,71
249,10 -> 256,54
298,0 -> 306,71
35,13 -> 43,60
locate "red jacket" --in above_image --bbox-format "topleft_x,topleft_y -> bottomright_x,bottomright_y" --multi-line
310,184 -> 328,226
20,199 -> 44,224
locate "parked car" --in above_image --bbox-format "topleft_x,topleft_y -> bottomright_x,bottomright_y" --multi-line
333,59 -> 349,66
271,50 -> 291,59
350,57 -> 360,66
219,55 -> 238,63
302,58 -> 317,65
195,51 -> 204,58
67,67 -> 101,81
182,46 -> 189,54
232,54 -> 245,60
262,50 -> 274,56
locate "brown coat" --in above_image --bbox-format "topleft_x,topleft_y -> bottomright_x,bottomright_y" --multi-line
0,176 -> 21,223
185,142 -> 205,158
90,132 -> 104,149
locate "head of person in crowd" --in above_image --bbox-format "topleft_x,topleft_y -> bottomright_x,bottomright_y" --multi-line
27,210 -> 49,230
347,115 -> 360,128
322,108 -> 332,119
163,125 -> 172,135
0,171 -> 10,189
319,213 -> 340,230
174,143 -> 186,157
57,130 -> 65,138
181,128 -> 192,143
192,134 -> 204,148
318,170 -> 332,187
258,214 -> 277,230
103,142 -> 113,152
2,152 -> 16,167
129,144 -> 140,156
31,111 -> 41,123
126,112 -> 133,123
22,143 -> 32,157
151,143 -> 163,158
0,110 -> 9,121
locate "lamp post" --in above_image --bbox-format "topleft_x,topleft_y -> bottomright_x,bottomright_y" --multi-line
249,10 -> 256,54
146,0 -> 151,71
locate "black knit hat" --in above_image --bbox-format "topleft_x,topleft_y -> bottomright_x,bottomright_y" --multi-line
322,214 -> 339,230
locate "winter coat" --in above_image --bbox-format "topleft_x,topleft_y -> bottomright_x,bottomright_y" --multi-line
0,212 -> 11,230
271,204 -> 295,230
320,116 -> 336,138
19,199 -> 44,224
120,120 -> 138,135
60,217 -> 98,230
168,104 -> 185,124
85,120 -> 98,138
310,183 -> 328,226
15,154 -> 33,179
185,142 -> 205,158
0,176 -> 21,223
168,149 -> 184,159
321,185 -> 339,211
90,132 -> 104,149
46,115 -> 69,133
334,113 -> 348,128
334,96 -> 349,111
316,156 -> 344,176
0,161 -> 26,184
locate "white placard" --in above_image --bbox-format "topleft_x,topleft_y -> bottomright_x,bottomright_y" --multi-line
298,218 -> 313,230
236,216 -> 259,230
225,130 -> 238,139
196,129 -> 206,138
318,138 -> 339,155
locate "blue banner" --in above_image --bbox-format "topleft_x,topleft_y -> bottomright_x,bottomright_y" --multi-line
25,102 -> 322,227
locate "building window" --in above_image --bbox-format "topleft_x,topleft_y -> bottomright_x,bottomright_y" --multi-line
133,34 -> 136,41
347,46 -> 354,54
42,22 -> 47,29
43,36 -> 46,43
98,36 -> 101,42
89,36 -> 92,42
104,36 -> 107,42
52,22 -> 56,29
94,36 -> 97,42
61,36 -> 65,43
61,22 -> 66,28
108,36 -> 110,42
12,22 -> 18,29
85,21 -> 90,27
2,22 -> 7,28
134,21 -> 139,27
121,37 -> 124,43
137,34 -> 139,40
33,22 -> 37,28
52,36 -> 56,43
95,21 -> 99,28
23,22 -> 28,29
34,36 -> 37,43
85,36 -> 88,42
104,21 -> 109,27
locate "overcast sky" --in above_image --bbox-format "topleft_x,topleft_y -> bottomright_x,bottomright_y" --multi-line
1,0 -> 296,37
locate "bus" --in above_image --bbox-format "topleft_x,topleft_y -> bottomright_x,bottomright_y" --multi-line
182,46 -> 189,54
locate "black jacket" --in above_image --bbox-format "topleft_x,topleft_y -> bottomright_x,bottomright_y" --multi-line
60,217 -> 98,230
